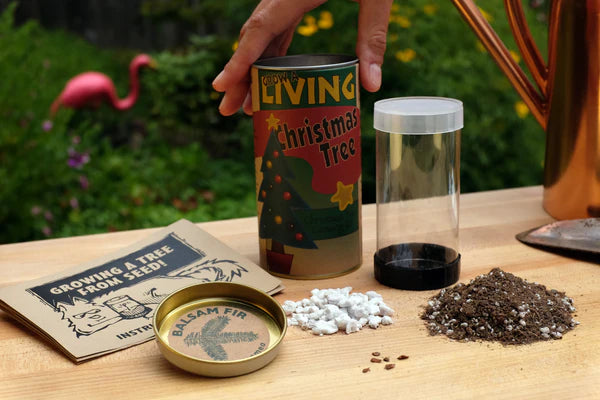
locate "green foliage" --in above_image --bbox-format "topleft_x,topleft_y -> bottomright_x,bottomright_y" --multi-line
285,0 -> 546,201
141,0 -> 257,34
0,1 -> 16,32
142,36 -> 253,160
376,1 -> 545,196
0,6 -> 123,243
0,0 -> 549,243
0,5 -> 255,243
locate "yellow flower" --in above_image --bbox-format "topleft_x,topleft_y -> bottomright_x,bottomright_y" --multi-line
297,24 -> 318,36
391,3 -> 400,12
388,33 -> 399,43
515,101 -> 530,119
476,41 -> 487,53
318,11 -> 333,29
423,4 -> 438,15
395,48 -> 416,63
478,7 -> 493,22
510,50 -> 521,63
232,40 -> 239,51
391,15 -> 411,28
297,15 -> 318,36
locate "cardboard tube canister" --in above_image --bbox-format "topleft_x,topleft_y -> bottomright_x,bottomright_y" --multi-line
251,54 -> 362,279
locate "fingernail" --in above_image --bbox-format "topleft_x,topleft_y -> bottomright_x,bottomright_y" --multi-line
212,70 -> 224,90
369,63 -> 382,91
218,96 -> 233,116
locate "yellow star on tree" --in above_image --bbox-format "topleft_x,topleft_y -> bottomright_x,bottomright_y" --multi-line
330,181 -> 354,211
266,113 -> 280,131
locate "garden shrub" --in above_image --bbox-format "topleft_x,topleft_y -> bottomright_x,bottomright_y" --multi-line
0,4 -> 256,243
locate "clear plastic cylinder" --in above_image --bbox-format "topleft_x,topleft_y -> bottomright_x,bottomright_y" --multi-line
373,97 -> 463,290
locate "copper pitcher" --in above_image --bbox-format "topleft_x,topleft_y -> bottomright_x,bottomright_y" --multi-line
451,0 -> 600,220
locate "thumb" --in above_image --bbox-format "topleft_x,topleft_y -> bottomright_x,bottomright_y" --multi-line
356,0 -> 394,92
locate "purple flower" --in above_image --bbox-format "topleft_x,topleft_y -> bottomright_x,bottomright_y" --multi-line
42,120 -> 53,132
44,211 -> 53,221
42,226 -> 52,237
67,147 -> 90,169
70,197 -> 79,209
31,206 -> 42,216
79,175 -> 90,190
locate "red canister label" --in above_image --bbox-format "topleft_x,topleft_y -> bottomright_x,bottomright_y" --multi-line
251,56 -> 362,278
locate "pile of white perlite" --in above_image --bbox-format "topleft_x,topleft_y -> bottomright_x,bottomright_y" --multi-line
283,287 -> 394,336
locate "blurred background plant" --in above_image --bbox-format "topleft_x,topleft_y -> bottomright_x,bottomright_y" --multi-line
0,0 -> 548,244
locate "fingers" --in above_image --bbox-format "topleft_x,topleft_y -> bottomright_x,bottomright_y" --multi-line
215,0 -> 393,115
356,0 -> 393,92
218,79 -> 251,116
213,0 -> 326,117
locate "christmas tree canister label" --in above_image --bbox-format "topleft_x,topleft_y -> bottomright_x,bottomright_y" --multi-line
251,55 -> 362,278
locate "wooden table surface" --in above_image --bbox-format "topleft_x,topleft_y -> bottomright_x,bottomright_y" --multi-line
0,186 -> 598,399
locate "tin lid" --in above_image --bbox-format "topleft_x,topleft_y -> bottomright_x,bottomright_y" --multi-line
374,97 -> 463,134
253,54 -> 358,70
153,282 -> 286,377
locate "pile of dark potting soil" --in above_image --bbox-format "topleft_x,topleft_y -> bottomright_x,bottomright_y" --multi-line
421,268 -> 579,345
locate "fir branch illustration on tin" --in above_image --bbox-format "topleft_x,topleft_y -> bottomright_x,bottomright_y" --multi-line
184,316 -> 258,361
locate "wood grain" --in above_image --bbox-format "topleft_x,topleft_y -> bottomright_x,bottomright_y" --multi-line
0,186 -> 598,399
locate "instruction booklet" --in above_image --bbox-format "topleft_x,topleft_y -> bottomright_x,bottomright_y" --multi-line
0,219 -> 283,362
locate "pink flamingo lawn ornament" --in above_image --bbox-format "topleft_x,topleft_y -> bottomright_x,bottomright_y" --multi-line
50,54 -> 157,115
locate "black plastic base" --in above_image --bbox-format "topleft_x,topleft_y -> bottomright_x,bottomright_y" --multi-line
374,243 -> 460,291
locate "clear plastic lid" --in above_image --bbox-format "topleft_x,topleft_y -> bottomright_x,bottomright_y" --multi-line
374,97 -> 463,134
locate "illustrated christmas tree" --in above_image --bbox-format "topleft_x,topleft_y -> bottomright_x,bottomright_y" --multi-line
258,129 -> 317,274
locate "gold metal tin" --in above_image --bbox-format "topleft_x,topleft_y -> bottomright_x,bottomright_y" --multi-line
251,54 -> 363,278
153,282 -> 286,377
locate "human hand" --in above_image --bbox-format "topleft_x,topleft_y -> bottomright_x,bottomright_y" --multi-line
212,0 -> 394,116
